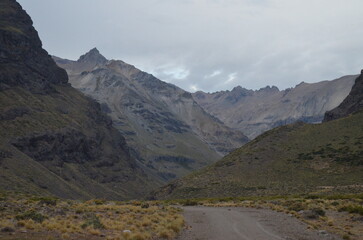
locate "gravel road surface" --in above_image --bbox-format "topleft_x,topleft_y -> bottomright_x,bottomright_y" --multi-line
177,206 -> 341,240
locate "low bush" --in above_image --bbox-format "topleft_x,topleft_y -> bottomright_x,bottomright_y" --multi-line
36,197 -> 58,206
81,214 -> 105,229
15,210 -> 46,223
181,199 -> 198,206
93,199 -> 106,205
287,202 -> 305,211
303,208 -> 325,219
141,202 -> 150,208
312,208 -> 326,216
339,205 -> 363,215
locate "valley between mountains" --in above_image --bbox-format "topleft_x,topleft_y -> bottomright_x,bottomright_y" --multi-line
0,0 -> 362,239
54,50 -> 248,183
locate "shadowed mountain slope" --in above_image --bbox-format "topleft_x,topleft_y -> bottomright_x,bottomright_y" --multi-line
324,70 -> 363,121
0,0 -> 154,200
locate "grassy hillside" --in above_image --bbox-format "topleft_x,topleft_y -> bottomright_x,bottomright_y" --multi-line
153,111 -> 363,199
0,86 -> 155,199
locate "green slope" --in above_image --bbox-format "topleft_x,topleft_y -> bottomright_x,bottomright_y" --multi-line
153,110 -> 363,199
0,86 -> 155,200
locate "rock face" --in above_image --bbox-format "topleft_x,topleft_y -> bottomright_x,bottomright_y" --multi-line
193,76 -> 356,139
55,51 -> 249,181
0,0 -> 153,200
324,70 -> 363,121
0,0 -> 68,92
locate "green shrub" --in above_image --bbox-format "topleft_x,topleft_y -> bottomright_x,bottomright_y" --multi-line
181,199 -> 198,206
312,208 -> 326,217
93,199 -> 106,205
287,202 -> 305,212
331,201 -> 340,206
130,200 -> 142,206
39,197 -> 57,206
303,208 -> 325,219
75,209 -> 83,214
16,210 -> 46,223
29,196 -> 58,206
304,195 -> 319,199
81,214 -> 104,229
339,205 -> 363,215
141,202 -> 150,209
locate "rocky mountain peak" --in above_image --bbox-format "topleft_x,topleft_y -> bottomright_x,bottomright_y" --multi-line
258,85 -> 280,93
231,86 -> 253,96
0,0 -> 68,92
225,86 -> 253,103
230,86 -> 244,94
77,47 -> 108,65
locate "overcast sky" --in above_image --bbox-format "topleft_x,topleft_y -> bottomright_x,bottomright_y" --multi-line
18,0 -> 363,93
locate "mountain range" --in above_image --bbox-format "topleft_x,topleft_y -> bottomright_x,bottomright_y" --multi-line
1,0 -> 361,202
54,49 -> 358,182
152,72 -> 363,199
54,50 -> 249,182
193,76 -> 356,139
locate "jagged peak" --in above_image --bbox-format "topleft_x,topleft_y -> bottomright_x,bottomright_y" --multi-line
77,48 -> 108,64
258,85 -> 280,92
231,86 -> 243,92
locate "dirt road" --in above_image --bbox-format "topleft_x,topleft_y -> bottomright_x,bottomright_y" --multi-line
177,206 -> 341,240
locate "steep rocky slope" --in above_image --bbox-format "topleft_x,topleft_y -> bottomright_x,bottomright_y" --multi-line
193,76 -> 356,138
153,73 -> 363,199
54,50 -> 248,181
324,70 -> 363,121
0,0 -> 153,200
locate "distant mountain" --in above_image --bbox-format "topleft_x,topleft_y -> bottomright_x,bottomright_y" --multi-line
0,0 -> 153,200
324,70 -> 363,121
54,50 -> 248,182
153,72 -> 363,199
193,76 -> 356,139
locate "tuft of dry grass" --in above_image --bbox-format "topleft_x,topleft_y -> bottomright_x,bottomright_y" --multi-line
0,192 -> 184,240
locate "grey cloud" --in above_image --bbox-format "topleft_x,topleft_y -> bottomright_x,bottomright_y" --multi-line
18,0 -> 363,92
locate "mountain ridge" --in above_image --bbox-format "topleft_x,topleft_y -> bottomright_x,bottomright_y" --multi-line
152,71 -> 363,199
193,75 -> 356,138
54,49 -> 249,182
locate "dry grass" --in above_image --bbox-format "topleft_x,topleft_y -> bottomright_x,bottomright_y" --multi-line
0,193 -> 184,240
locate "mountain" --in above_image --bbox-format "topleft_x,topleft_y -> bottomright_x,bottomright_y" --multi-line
324,70 -> 363,121
152,72 -> 363,199
54,50 -> 248,182
193,76 -> 356,139
0,0 -> 153,200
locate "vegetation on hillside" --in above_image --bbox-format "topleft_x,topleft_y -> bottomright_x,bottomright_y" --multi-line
153,111 -> 363,199
0,86 -> 155,200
